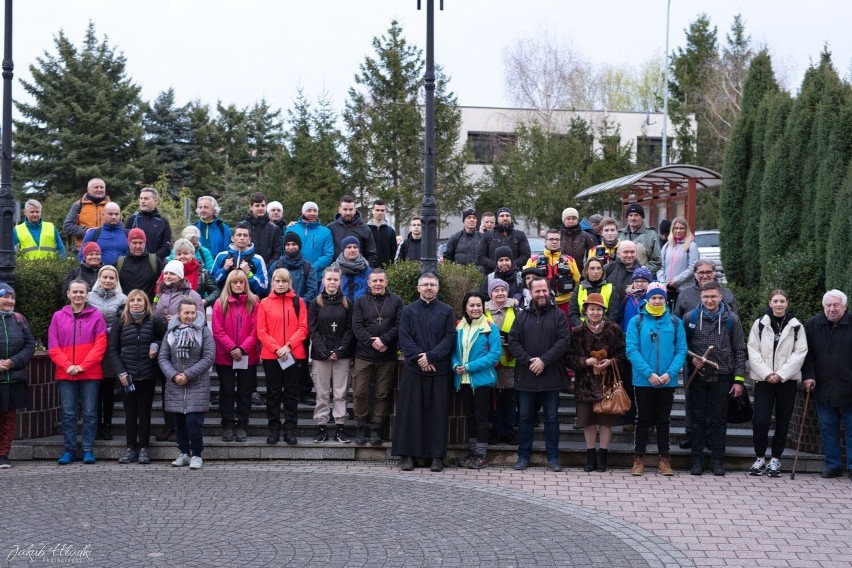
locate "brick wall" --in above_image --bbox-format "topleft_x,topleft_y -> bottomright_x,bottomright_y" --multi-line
14,353 -> 60,439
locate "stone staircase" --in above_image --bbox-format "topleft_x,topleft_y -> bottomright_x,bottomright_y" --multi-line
10,366 -> 826,473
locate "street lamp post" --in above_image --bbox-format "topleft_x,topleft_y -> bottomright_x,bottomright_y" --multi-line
0,0 -> 14,284
661,0 -> 671,167
417,0 -> 442,276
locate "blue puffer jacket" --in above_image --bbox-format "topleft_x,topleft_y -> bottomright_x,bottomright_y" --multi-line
625,303 -> 688,388
452,317 -> 501,390
286,219 -> 335,273
340,268 -> 371,303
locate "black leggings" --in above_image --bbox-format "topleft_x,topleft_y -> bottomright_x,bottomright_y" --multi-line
633,386 -> 675,455
98,376 -> 116,427
459,384 -> 492,442
122,379 -> 156,449
752,380 -> 797,458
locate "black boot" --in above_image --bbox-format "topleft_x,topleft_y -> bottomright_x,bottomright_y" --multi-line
596,449 -> 609,472
283,424 -> 298,445
583,448 -> 597,472
354,422 -> 367,446
369,424 -> 382,446
266,427 -> 280,445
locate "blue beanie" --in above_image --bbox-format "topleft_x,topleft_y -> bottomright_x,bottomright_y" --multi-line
632,266 -> 652,282
341,236 -> 360,250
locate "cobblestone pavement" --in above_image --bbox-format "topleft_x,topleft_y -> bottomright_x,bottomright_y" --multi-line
1,460 -> 849,567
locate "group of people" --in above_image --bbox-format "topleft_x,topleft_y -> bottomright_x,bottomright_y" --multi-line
3,180 -> 850,480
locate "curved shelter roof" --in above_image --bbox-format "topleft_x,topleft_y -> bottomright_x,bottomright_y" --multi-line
575,164 -> 721,199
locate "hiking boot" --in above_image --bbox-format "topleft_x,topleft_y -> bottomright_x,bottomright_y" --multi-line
117,448 -> 137,464
513,458 -> 529,471
189,456 -> 203,470
171,453 -> 190,467
82,451 -> 96,465
221,427 -> 234,442
583,449 -> 597,472
266,428 -> 280,445
712,460 -> 726,476
547,460 -> 564,472
690,457 -> 703,475
137,448 -> 150,465
749,457 -> 766,476
820,467 -> 842,478
630,454 -> 645,476
334,426 -> 350,443
354,423 -> 367,446
313,425 -> 328,444
430,458 -> 444,472
398,456 -> 414,471
469,456 -> 487,470
767,458 -> 782,478
658,455 -> 674,476
369,425 -> 383,446
283,425 -> 298,445
234,428 -> 247,442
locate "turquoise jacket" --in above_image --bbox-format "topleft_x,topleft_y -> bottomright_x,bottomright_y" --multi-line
625,303 -> 687,388
285,218 -> 335,273
452,318 -> 501,390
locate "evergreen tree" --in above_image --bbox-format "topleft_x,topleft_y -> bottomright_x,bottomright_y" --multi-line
719,50 -> 778,286
144,88 -> 194,192
15,22 -> 151,200
185,101 -> 224,200
342,20 -> 470,232
825,158 -> 852,290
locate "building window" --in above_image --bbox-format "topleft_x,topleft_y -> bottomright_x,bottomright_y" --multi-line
467,132 -> 517,164
636,136 -> 672,169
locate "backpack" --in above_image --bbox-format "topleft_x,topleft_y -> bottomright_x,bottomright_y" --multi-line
685,308 -> 734,337
89,226 -> 129,244
116,253 -> 159,275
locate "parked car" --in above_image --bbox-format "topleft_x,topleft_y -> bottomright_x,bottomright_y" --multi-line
694,229 -> 725,283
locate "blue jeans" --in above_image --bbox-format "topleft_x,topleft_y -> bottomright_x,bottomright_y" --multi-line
815,402 -> 852,471
174,412 -> 206,457
517,390 -> 560,462
58,380 -> 101,453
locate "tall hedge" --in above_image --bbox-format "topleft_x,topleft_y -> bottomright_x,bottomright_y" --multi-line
14,257 -> 77,346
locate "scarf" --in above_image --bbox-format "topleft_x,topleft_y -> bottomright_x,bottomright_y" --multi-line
335,253 -> 368,275
130,310 -> 147,322
586,319 -> 605,334
172,323 -> 198,359
646,303 -> 666,317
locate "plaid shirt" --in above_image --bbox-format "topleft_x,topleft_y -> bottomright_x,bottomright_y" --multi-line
684,305 -> 747,381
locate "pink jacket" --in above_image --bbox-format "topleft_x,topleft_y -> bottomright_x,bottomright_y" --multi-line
212,295 -> 259,366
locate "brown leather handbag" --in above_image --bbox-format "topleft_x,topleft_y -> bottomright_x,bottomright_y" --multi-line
593,361 -> 632,415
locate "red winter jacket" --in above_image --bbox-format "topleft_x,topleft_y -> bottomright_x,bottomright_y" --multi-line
257,290 -> 308,360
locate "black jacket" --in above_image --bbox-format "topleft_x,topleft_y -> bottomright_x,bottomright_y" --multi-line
327,211 -> 378,267
352,292 -> 404,362
125,208 -> 172,259
309,292 -> 355,360
0,312 -> 35,384
476,225 -> 531,272
63,264 -> 99,298
396,235 -> 422,262
244,213 -> 282,268
673,280 -> 738,318
508,301 -> 571,392
559,224 -> 596,271
108,314 -> 167,381
367,221 -> 397,267
117,253 -> 164,301
803,311 -> 852,407
444,229 -> 481,266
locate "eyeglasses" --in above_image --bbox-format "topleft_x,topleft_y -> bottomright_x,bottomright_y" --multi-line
696,270 -> 714,276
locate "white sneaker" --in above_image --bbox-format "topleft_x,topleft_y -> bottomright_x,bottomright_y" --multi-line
749,457 -> 766,476
189,456 -> 203,470
171,453 -> 190,467
767,458 -> 781,478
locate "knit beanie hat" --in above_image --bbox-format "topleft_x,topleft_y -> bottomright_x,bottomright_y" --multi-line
487,278 -> 509,297
267,201 -> 283,213
626,203 -> 645,218
494,246 -> 513,261
302,201 -> 319,215
631,266 -> 653,282
341,236 -> 360,250
82,241 -> 102,258
128,228 -> 147,243
284,232 -> 302,248
0,282 -> 16,297
462,208 -> 478,220
496,207 -> 512,219
562,207 -> 579,222
645,281 -> 668,301
163,259 -> 185,279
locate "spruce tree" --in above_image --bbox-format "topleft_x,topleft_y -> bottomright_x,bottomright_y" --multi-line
718,50 -> 778,286
825,157 -> 852,290
15,22 -> 151,201
144,88 -> 194,191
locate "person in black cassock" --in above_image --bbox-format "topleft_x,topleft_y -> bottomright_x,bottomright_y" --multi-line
392,272 -> 456,472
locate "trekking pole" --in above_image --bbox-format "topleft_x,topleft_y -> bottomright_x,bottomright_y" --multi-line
790,388 -> 811,480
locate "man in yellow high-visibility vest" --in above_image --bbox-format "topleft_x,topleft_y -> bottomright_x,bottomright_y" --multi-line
13,199 -> 66,259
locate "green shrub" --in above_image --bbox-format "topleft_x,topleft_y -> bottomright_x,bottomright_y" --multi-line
385,260 -> 485,319
14,257 -> 77,347
761,247 -> 826,323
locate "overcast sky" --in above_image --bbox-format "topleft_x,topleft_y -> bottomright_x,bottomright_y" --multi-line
3,1 -> 850,114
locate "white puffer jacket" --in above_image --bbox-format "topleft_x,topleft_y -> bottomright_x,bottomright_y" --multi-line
747,314 -> 808,382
